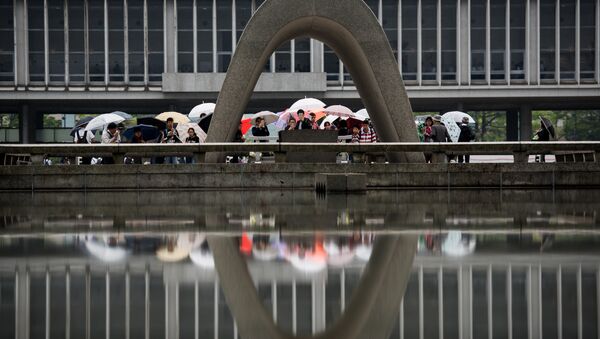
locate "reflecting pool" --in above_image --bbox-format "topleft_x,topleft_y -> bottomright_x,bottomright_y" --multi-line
0,189 -> 599,339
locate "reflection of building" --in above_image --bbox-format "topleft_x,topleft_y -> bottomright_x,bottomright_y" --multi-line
1,235 -> 599,339
0,0 -> 599,143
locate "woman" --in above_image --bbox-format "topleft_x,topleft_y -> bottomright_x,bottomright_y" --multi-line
422,116 -> 434,163
323,121 -> 332,130
184,127 -> 200,163
284,118 -> 297,131
129,127 -> 144,164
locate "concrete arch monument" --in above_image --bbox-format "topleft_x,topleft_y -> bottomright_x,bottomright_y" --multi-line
205,0 -> 423,163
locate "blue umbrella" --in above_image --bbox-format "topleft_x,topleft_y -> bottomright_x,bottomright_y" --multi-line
123,124 -> 160,142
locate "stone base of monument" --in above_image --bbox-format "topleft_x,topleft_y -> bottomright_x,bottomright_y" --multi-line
315,173 -> 367,192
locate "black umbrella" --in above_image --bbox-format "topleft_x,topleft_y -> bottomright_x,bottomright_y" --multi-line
69,116 -> 95,137
122,124 -> 161,142
198,113 -> 213,133
540,116 -> 556,140
137,117 -> 166,131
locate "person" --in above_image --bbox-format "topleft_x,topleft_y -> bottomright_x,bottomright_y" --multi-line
457,116 -> 475,163
533,121 -> 550,162
229,125 -> 245,163
337,120 -> 350,141
162,117 -> 181,164
359,119 -> 377,143
284,118 -> 297,131
295,110 -> 312,130
101,122 -> 120,164
73,122 -> 95,164
251,117 -> 270,141
128,127 -> 145,164
351,126 -> 360,143
430,115 -> 451,142
323,121 -> 332,130
185,127 -> 200,164
309,113 -> 319,129
421,116 -> 434,163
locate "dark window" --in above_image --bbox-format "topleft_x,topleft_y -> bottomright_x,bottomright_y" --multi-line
510,0 -> 526,81
128,0 -> 144,82
28,0 -> 45,82
198,0 -> 213,72
216,0 -> 232,72
108,0 -> 124,82
402,0 -> 418,81
148,0 -> 164,82
580,0 -> 596,81
470,0 -> 486,81
539,0 -> 556,82
275,41 -> 290,72
382,0 -> 398,62
177,0 -> 193,73
422,0 -> 437,81
490,0 -> 506,81
0,1 -> 14,82
441,0 -> 457,81
68,2 -> 85,83
294,37 -> 310,72
559,0 -> 576,81
324,45 -> 339,82
88,1 -> 105,83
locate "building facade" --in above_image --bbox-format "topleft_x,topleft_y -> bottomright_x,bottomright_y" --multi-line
0,0 -> 599,142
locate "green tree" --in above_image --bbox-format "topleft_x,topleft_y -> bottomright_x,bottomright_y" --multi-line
0,114 -> 19,128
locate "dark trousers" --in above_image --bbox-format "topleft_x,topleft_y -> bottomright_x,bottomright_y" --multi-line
458,154 -> 470,163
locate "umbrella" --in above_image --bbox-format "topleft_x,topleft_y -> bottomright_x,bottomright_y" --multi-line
355,244 -> 372,261
85,239 -> 128,262
137,117 -> 166,131
440,114 -> 461,142
155,111 -> 190,124
323,105 -> 354,118
122,124 -> 160,141
110,111 -> 133,120
240,118 -> 253,135
189,248 -> 215,269
287,97 -> 326,113
177,122 -> 207,143
286,251 -> 327,273
319,115 -> 342,129
353,108 -> 370,121
85,113 -> 126,131
442,231 -> 476,256
198,113 -> 213,132
324,241 -> 355,267
251,111 -> 279,125
443,111 -> 475,124
69,116 -> 94,136
189,103 -> 216,119
540,116 -> 556,139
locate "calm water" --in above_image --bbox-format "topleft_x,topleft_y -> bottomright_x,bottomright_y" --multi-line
1,189 -> 599,339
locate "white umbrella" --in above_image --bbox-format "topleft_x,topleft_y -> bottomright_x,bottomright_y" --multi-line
442,231 -> 476,256
355,244 -> 372,261
85,239 -> 128,262
111,111 -> 133,120
319,115 -> 343,129
251,111 -> 279,125
85,113 -> 126,131
189,248 -> 215,269
288,98 -> 326,113
323,105 -> 354,118
353,108 -> 370,121
324,242 -> 355,267
443,111 -> 475,124
287,253 -> 327,273
177,122 -> 207,143
189,103 -> 216,119
440,114 -> 461,142
155,111 -> 190,124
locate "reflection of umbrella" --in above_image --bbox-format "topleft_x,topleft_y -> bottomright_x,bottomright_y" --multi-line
443,111 -> 475,124
286,252 -> 327,273
355,244 -> 372,261
110,111 -> 133,120
189,248 -> 215,269
137,117 -> 166,131
85,113 -> 126,131
177,122 -> 207,143
155,111 -> 190,124
288,98 -> 326,113
251,111 -> 279,125
189,103 -> 216,119
441,231 -> 476,256
70,116 -> 94,136
156,246 -> 191,262
540,116 -> 556,139
253,246 -> 279,261
323,105 -> 354,118
122,124 -> 160,141
198,113 -> 213,132
85,239 -> 128,262
324,242 -> 355,266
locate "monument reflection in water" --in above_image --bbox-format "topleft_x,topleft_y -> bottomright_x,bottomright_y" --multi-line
0,189 -> 599,339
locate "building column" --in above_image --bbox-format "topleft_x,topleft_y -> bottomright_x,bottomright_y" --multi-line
519,105 -> 532,141
311,40 -> 324,73
19,105 -> 37,144
14,0 -> 28,87
165,0 -> 177,73
506,109 -> 519,141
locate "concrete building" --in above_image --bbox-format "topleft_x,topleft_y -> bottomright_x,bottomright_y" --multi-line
0,0 -> 599,143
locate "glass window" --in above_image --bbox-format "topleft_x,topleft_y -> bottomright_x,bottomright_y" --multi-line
294,37 -> 310,72
470,0 -> 486,81
88,1 -> 105,83
128,0 -> 144,82
580,0 -> 596,81
275,41 -> 291,72
68,2 -> 85,83
108,0 -> 124,82
47,0 -> 65,83
177,0 -> 193,73
510,0 -> 526,81
197,0 -> 213,72
236,0 -> 251,44
364,0 -> 379,19
216,0 -> 232,72
148,0 -> 164,82
28,0 -> 45,82
382,0 -> 398,61
0,1 -> 14,83
422,0 -> 437,81
402,0 -> 418,81
490,0 -> 506,81
559,0 -> 576,81
539,0 -> 556,81
324,45 -> 339,82
441,0 -> 457,81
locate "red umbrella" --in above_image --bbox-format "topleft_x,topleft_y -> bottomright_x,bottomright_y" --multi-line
240,118 -> 252,135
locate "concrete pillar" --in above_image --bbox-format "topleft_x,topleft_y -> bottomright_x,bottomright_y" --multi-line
506,109 -> 519,141
312,41 -> 324,73
19,105 -> 37,144
519,106 -> 533,141
14,0 -> 28,87
165,1 -> 177,73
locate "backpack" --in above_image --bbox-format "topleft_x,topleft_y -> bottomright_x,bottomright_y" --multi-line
76,130 -> 87,144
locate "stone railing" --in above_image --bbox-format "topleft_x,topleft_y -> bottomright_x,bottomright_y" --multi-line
1,141 -> 599,165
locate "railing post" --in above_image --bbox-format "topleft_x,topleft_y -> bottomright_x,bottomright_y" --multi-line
513,151 -> 529,163
113,152 -> 125,164
193,152 -> 206,163
431,152 -> 447,163
274,151 -> 287,163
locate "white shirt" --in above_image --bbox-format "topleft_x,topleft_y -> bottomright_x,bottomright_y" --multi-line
101,129 -> 121,144
73,129 -> 95,143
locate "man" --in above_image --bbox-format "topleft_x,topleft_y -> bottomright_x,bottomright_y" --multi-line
73,122 -> 95,164
294,110 -> 312,130
309,112 -> 318,130
101,122 -> 120,164
162,117 -> 181,164
284,118 -> 297,130
457,116 -> 475,163
359,119 -> 377,143
533,120 -> 550,162
430,115 -> 451,142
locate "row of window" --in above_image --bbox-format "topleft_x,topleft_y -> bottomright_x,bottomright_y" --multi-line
0,0 -> 597,85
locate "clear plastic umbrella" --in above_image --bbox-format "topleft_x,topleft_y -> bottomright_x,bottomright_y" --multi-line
84,113 -> 126,131
177,122 -> 207,142
189,103 -> 216,119
323,105 -> 354,118
251,111 -> 279,125
442,111 -> 475,124
353,108 -> 370,121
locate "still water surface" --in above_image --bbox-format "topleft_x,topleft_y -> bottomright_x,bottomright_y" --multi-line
0,189 -> 599,339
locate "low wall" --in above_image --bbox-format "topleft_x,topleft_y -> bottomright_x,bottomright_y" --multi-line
1,162 -> 599,191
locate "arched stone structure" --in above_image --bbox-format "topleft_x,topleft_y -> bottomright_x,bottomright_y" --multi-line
205,0 -> 423,163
